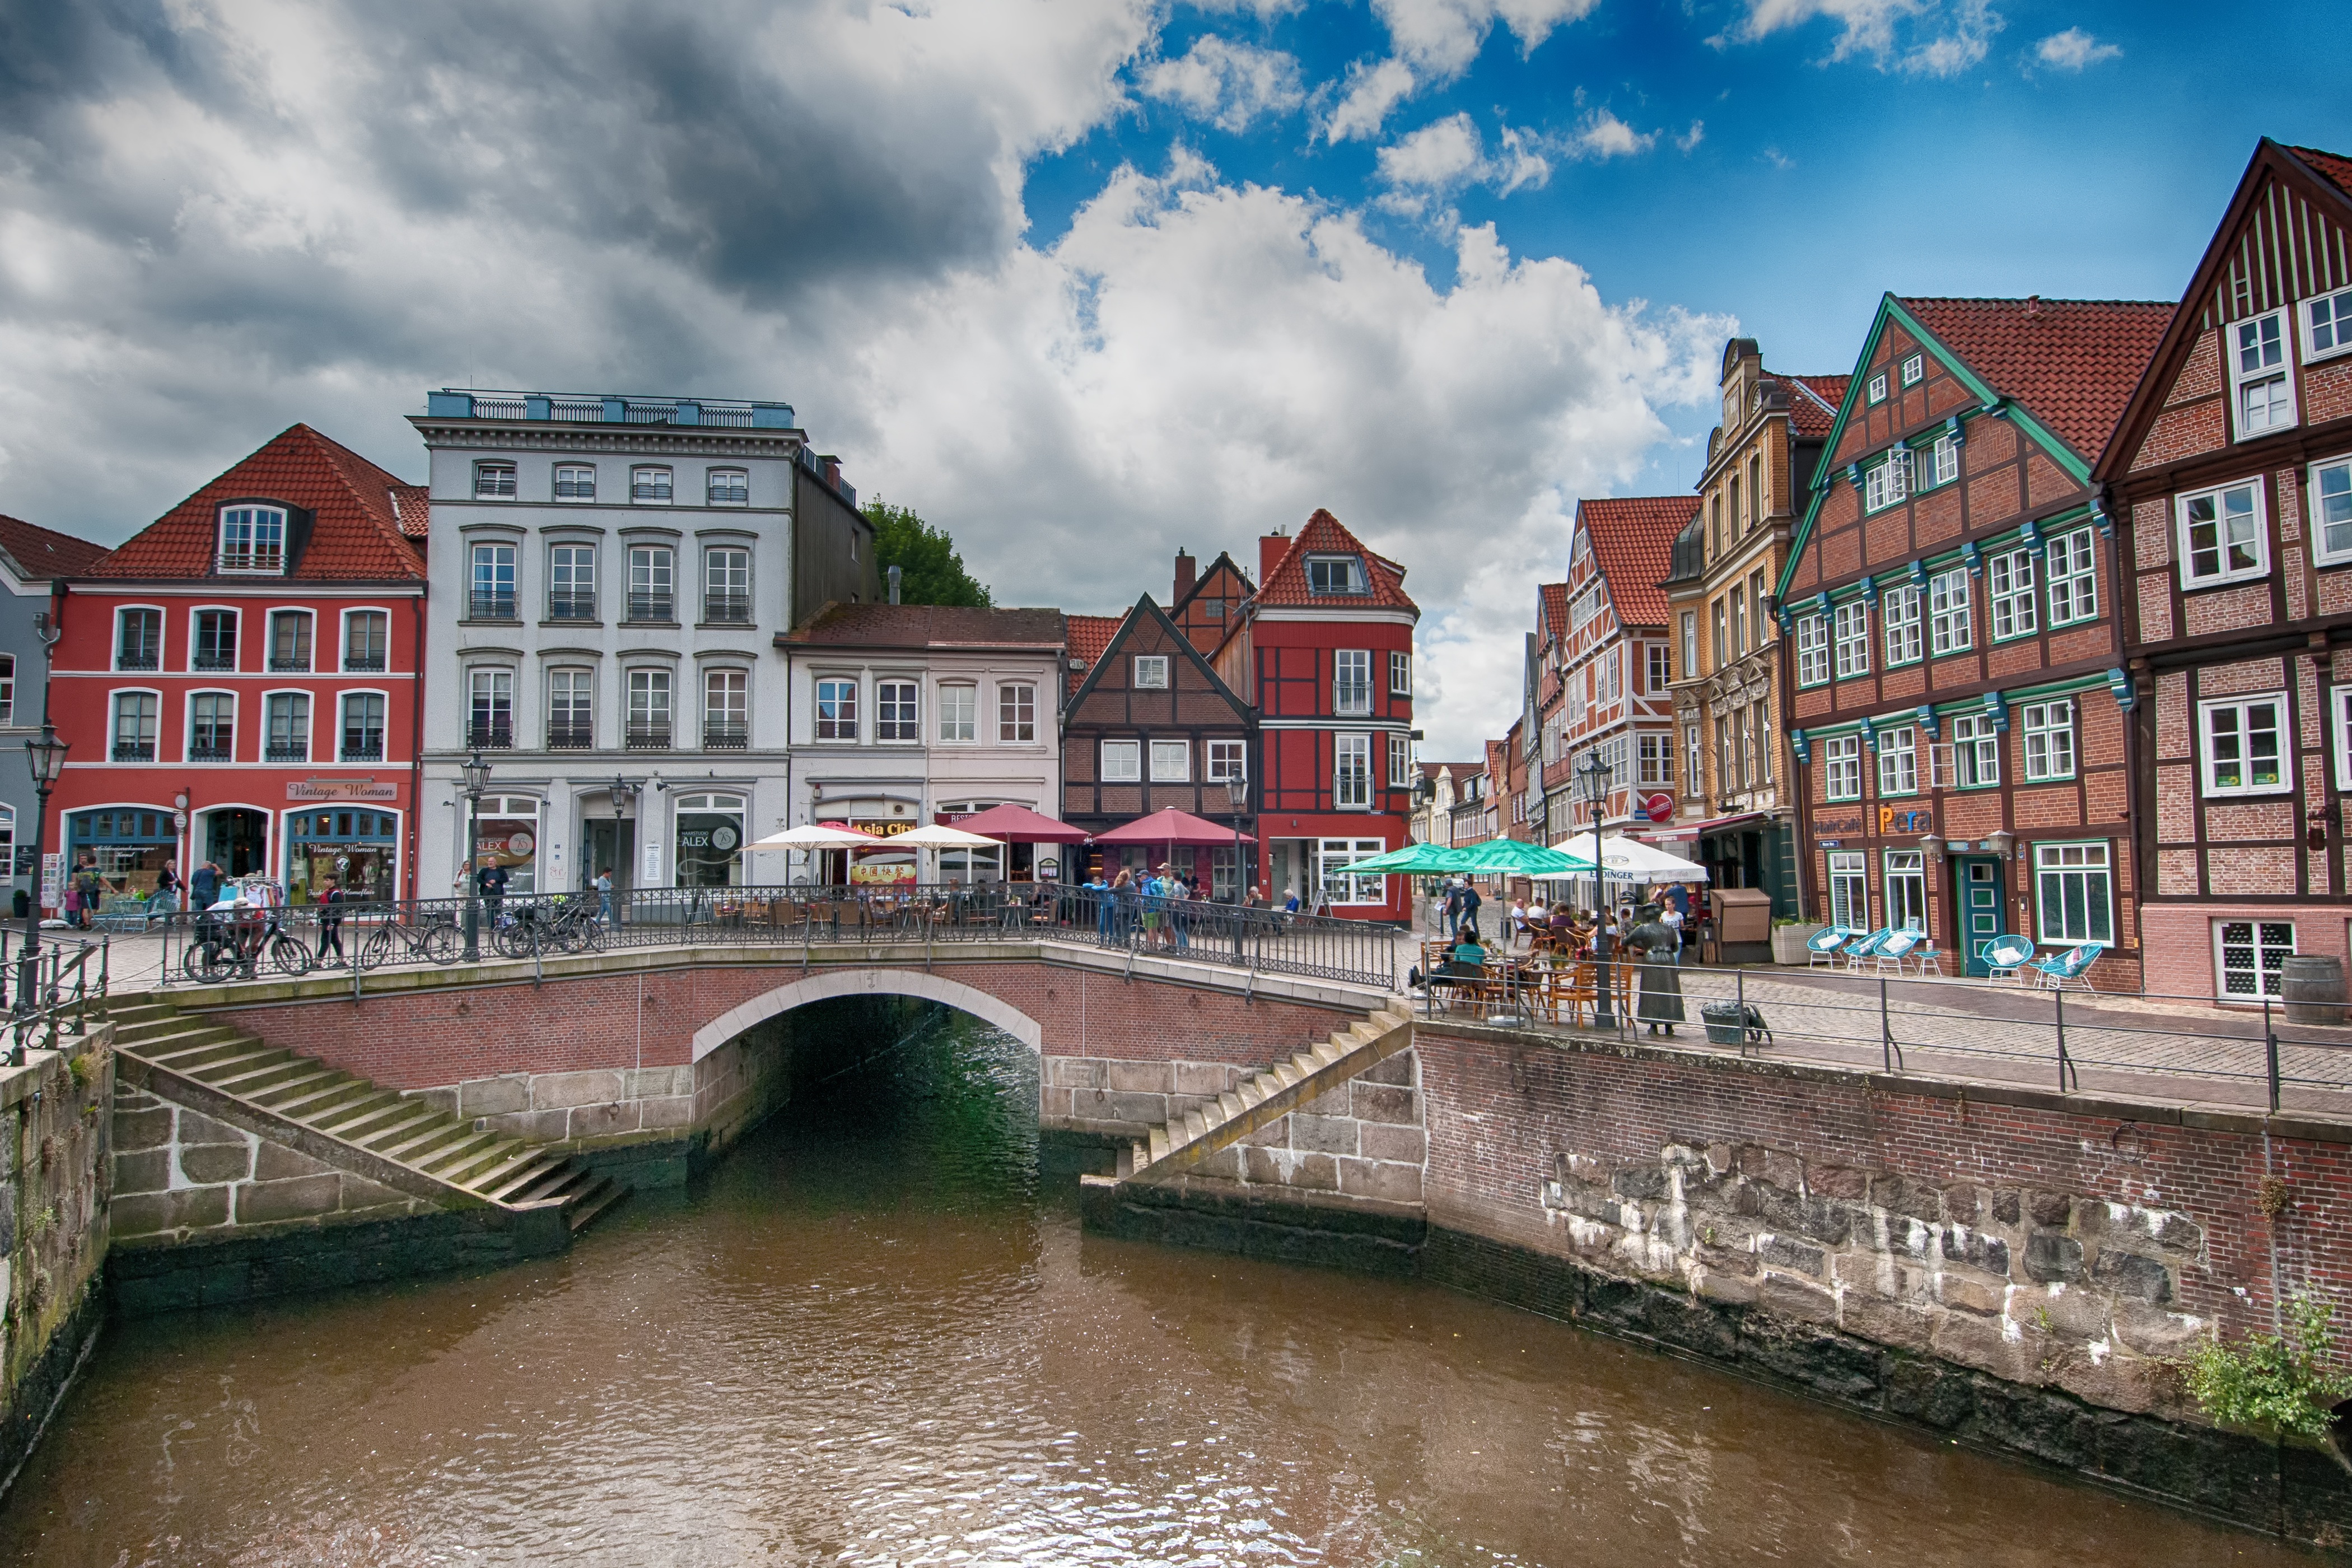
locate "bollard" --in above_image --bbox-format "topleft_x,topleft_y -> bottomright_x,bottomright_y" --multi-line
2265,997 -> 2281,1114
2055,987 -> 2075,1092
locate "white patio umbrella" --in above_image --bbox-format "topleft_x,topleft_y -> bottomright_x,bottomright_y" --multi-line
886,824 -> 1006,849
748,824 -> 883,848
1555,836 -> 1711,884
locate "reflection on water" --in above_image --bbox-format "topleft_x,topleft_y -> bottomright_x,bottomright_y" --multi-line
0,1000 -> 2303,1565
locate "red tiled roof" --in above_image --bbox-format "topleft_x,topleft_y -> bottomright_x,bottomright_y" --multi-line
1065,612 -> 1124,695
1574,495 -> 1698,627
1780,374 -> 1849,438
1421,760 -> 1487,777
1539,582 -> 1568,637
1255,508 -> 1417,613
0,515 -> 107,581
86,424 -> 426,581
1896,297 -> 2175,462
390,484 -> 430,539
2288,145 -> 2352,200
781,603 -> 1064,648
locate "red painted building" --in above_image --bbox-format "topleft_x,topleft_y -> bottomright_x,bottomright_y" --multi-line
1215,510 -> 1418,918
48,425 -> 429,907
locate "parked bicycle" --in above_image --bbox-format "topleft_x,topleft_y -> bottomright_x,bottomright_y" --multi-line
358,907 -> 462,970
184,900 -> 313,983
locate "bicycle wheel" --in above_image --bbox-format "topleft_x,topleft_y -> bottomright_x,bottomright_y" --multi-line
492,921 -> 536,960
570,915 -> 607,953
270,934 -> 313,978
422,923 -> 461,964
360,927 -> 394,971
183,941 -> 218,982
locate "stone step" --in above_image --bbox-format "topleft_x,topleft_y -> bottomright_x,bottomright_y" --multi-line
268,1075 -> 377,1123
514,1163 -> 595,1206
479,1152 -> 562,1202
208,1056 -> 333,1100
1149,1126 -> 1170,1164
311,1091 -> 407,1138
419,1132 -> 514,1183
346,1103 -> 442,1151
139,1031 -> 258,1071
1216,1090 -> 1247,1123
564,1179 -> 627,1234
379,1118 -> 477,1168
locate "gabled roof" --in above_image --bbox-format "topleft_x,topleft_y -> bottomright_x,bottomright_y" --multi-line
780,603 -> 1063,649
1063,594 -> 1253,717
1538,582 -> 1568,639
1065,613 -> 1124,696
1256,508 -> 1417,614
1780,374 -> 1849,438
1170,549 -> 1254,615
1420,760 -> 1487,777
0,515 -> 107,583
2289,144 -> 2352,199
1896,296 -> 2174,460
85,424 -> 427,581
1573,496 -> 1699,628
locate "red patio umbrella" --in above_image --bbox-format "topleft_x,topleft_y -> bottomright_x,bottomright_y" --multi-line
945,802 -> 1091,843
1092,807 -> 1257,847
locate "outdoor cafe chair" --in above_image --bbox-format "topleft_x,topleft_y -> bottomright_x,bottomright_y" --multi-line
1805,927 -> 1851,969
1872,930 -> 1919,976
1903,932 -> 1945,977
1842,928 -> 1893,972
2031,943 -> 2102,992
1980,933 -> 2035,984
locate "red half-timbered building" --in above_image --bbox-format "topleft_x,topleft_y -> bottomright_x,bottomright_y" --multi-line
2098,140 -> 2352,1002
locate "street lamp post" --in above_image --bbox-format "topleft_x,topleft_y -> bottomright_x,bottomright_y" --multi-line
1224,773 -> 1249,960
1576,749 -> 1616,1028
18,725 -> 67,1018
460,750 -> 492,962
607,774 -> 637,923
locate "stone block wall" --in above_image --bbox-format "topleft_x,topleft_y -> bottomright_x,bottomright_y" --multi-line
1187,1048 -> 1426,1205
110,1088 -> 431,1245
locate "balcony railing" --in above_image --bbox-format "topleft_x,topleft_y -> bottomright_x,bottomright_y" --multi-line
625,724 -> 673,750
340,743 -> 385,763
111,743 -> 155,763
702,593 -> 752,624
343,655 -> 387,673
548,592 -> 598,621
547,725 -> 595,751
469,591 -> 518,620
702,724 -> 748,751
1333,682 -> 1372,715
190,651 -> 237,672
188,744 -> 233,763
269,655 -> 311,673
467,722 -> 514,750
264,743 -> 309,762
626,593 -> 675,623
116,651 -> 159,672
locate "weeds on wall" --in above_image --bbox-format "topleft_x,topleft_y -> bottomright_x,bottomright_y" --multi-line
2184,1294 -> 2352,1473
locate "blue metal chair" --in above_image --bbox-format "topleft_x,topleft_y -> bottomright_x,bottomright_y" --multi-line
1980,933 -> 2034,983
1874,930 -> 1919,975
1805,927 -> 1851,969
2032,943 -> 2103,992
1843,928 -> 1893,971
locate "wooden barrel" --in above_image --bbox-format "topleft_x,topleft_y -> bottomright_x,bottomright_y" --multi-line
2279,954 -> 2347,1025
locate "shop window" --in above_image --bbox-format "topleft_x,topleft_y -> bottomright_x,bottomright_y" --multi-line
2216,919 -> 2294,1000
287,808 -> 398,903
265,692 -> 309,762
2201,694 -> 2288,795
1317,838 -> 1388,905
68,807 -> 173,897
1886,850 -> 1926,932
627,669 -> 674,749
1827,851 -> 1868,930
674,794 -> 745,887
998,683 -> 1037,743
472,796 -> 540,896
2036,842 -> 2112,946
269,610 -> 312,672
815,678 -> 857,741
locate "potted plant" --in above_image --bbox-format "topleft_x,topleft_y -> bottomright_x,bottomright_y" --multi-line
1771,916 -> 1824,966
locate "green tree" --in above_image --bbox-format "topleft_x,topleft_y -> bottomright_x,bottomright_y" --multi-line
2183,1293 -> 2352,1473
862,501 -> 992,607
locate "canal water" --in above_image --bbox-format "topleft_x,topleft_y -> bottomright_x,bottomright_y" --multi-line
0,1002 -> 2306,1566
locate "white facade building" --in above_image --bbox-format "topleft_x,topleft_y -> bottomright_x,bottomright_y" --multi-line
412,389 -> 875,895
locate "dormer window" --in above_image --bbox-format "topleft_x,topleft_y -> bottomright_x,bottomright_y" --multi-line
1306,555 -> 1368,595
473,461 -> 517,499
2233,311 -> 2295,439
217,506 -> 285,574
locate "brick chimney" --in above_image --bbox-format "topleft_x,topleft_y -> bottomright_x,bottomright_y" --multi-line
1173,550 -> 1196,603
1259,527 -> 1290,585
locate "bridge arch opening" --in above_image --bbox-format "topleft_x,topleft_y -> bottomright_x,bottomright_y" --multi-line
690,970 -> 1042,1064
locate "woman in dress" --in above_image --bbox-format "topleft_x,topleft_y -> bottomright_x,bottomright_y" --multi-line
1628,901 -> 1686,1037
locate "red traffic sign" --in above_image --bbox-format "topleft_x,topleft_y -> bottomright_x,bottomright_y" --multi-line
1644,792 -> 1674,822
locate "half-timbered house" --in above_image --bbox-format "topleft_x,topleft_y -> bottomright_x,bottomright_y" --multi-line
1778,294 -> 2171,983
2097,140 -> 2352,1002
1166,550 -> 1254,655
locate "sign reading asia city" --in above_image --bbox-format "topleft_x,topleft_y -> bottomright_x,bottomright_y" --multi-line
822,816 -> 917,886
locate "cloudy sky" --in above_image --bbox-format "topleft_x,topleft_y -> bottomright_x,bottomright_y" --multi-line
0,0 -> 2344,758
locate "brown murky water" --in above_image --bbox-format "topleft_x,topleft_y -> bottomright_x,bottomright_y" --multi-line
0,1005 -> 2308,1565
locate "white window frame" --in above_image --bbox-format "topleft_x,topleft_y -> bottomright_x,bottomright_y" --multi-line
626,668 -> 673,744
706,467 -> 750,506
2215,918 -> 2297,1002
1684,725 -> 1702,796
998,683 -> 1037,743
473,460 -> 517,500
1150,739 -> 1191,782
189,606 -> 241,673
466,666 -> 515,746
548,667 -> 595,747
1334,649 -> 1373,716
2177,478 -> 2268,587
1306,556 -> 1368,596
1928,568 -> 1972,655
338,689 -> 389,763
2200,693 -> 2290,797
1866,372 -> 1887,405
1885,849 -> 1927,934
1648,643 -> 1672,693
469,542 -> 518,618
1795,614 -> 1829,687
0,651 -> 13,727
553,463 -> 597,502
1877,726 -> 1918,796
110,690 -> 161,763
2309,456 -> 2352,568
1317,838 -> 1389,906
114,605 -> 165,673
217,505 -> 287,575
2035,841 -> 2113,948
1132,655 -> 1169,689
1334,734 -> 1373,809
2334,685 -> 2352,792
937,683 -> 977,744
2022,698 -> 2075,781
630,465 -> 674,504
1209,739 -> 1247,785
1822,734 -> 1861,801
1100,739 -> 1141,783
1864,451 -> 1908,514
2229,309 -> 2296,441
875,679 -> 920,744
1915,434 -> 1958,490
1881,584 -> 1922,666
1827,851 -> 1868,931
1990,548 -> 2037,641
267,607 -> 314,673
1680,612 -> 1697,678
1832,601 -> 1870,679
2306,287 -> 2352,363
1950,711 -> 1999,788
2046,530 -> 2098,626
1637,732 -> 1672,787
814,678 -> 857,742
262,689 -> 310,764
187,689 -> 237,763
1900,353 -> 1924,388
1385,732 -> 1410,788
1389,651 -> 1412,697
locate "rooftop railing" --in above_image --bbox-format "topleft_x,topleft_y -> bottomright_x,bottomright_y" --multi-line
427,390 -> 796,430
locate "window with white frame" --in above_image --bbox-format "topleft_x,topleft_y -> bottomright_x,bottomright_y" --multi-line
1833,601 -> 1870,679
1100,740 -> 1141,782
2231,311 -> 2295,438
0,652 -> 12,726
111,692 -> 157,762
1952,711 -> 1999,787
1866,372 -> 1887,405
1901,353 -> 1924,387
2036,842 -> 2113,946
1878,725 -> 1918,796
1828,851 -> 1868,930
1914,435 -> 1958,490
876,679 -> 919,743
703,672 -> 748,750
1882,584 -> 1922,665
626,669 -> 673,746
340,692 -> 385,761
2311,457 -> 2352,565
1822,734 -> 1861,800
1753,698 -> 1773,782
189,691 -> 235,762
217,506 -> 286,573
548,668 -> 594,748
469,542 -> 517,619
1929,568 -> 1972,655
264,692 -> 308,762
2218,919 -> 2295,1000
1885,850 -> 1926,932
1306,556 -> 1368,595
937,683 -> 976,743
1210,739 -> 1247,784
553,463 -> 596,501
1390,651 -> 1412,697
269,610 -> 311,673
1571,584 -> 1603,628
2178,480 -> 2266,585
1150,739 -> 1190,781
815,678 -> 857,741
1681,612 -> 1697,678
998,683 -> 1037,743
116,608 -> 161,671
628,545 -> 675,621
1334,649 -> 1372,715
473,461 -> 517,500
468,668 -> 513,747
2022,699 -> 2075,781
1386,732 -> 1409,788
1864,451 -> 1909,512
631,465 -> 673,503
1132,655 -> 1169,689
1795,614 -> 1829,685
2046,530 -> 2097,624
2335,685 -> 2352,791
1648,643 -> 1672,693
1684,726 -> 1702,796
1318,838 -> 1389,906
1730,586 -> 1748,656
549,543 -> 597,620
1990,548 -> 2037,640
703,547 -> 752,623
1638,732 -> 1672,786
706,468 -> 749,506
2201,694 -> 2288,795
2308,287 -> 2352,361
1334,734 -> 1372,808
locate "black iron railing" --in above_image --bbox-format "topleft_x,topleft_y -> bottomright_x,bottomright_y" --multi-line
468,722 -> 514,750
0,932 -> 106,1066
626,593 -> 675,622
702,593 -> 752,624
547,725 -> 595,750
469,591 -> 517,620
548,592 -> 597,621
624,724 -> 673,750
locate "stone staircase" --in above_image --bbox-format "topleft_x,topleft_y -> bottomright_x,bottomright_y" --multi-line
1114,1000 -> 1414,1184
108,997 -> 627,1234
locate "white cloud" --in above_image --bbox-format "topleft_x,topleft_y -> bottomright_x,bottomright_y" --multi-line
1327,57 -> 1419,142
1724,0 -> 2002,78
1570,108 -> 1656,160
1324,0 -> 1596,142
2034,25 -> 2120,70
1373,115 -> 1553,220
1140,36 -> 1305,130
1676,120 -> 1706,153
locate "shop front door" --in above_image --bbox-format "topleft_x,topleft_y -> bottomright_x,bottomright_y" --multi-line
1957,856 -> 2006,976
204,808 -> 268,880
584,819 -> 636,893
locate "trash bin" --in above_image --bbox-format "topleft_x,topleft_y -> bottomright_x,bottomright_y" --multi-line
10,889 -> 24,920
1701,1001 -> 1748,1047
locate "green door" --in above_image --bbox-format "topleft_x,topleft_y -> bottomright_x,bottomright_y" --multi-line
1958,856 -> 2005,976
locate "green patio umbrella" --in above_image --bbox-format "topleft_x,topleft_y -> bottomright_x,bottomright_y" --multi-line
1453,837 -> 1590,876
1340,841 -> 1476,875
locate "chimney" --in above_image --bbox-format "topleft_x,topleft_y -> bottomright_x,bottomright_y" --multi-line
821,455 -> 843,488
2024,295 -> 2042,319
1173,550 -> 1196,603
1259,526 -> 1290,585
888,565 -> 902,605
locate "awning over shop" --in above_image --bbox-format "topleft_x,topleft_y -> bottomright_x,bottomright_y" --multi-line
1650,810 -> 1768,841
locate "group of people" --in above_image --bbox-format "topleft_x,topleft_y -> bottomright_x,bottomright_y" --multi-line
1422,876 -> 1705,1037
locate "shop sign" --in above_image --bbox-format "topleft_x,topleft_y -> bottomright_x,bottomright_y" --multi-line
1814,814 -> 1865,835
1879,805 -> 1933,835
289,778 -> 398,802
41,852 -> 63,910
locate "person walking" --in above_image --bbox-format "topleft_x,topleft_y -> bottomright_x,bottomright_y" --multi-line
69,855 -> 101,930
594,866 -> 615,925
315,875 -> 347,967
1456,878 -> 1483,943
189,858 -> 222,949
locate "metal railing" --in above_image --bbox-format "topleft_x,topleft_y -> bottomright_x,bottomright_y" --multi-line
144,883 -> 1398,993
188,743 -> 232,763
344,654 -> 388,673
116,650 -> 160,671
624,724 -> 673,750
0,932 -> 107,1066
702,593 -> 752,623
626,593 -> 675,622
548,592 -> 598,620
547,725 -> 595,751
702,724 -> 748,750
264,743 -> 309,762
111,743 -> 155,763
468,722 -> 514,750
269,655 -> 311,672
469,591 -> 518,621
